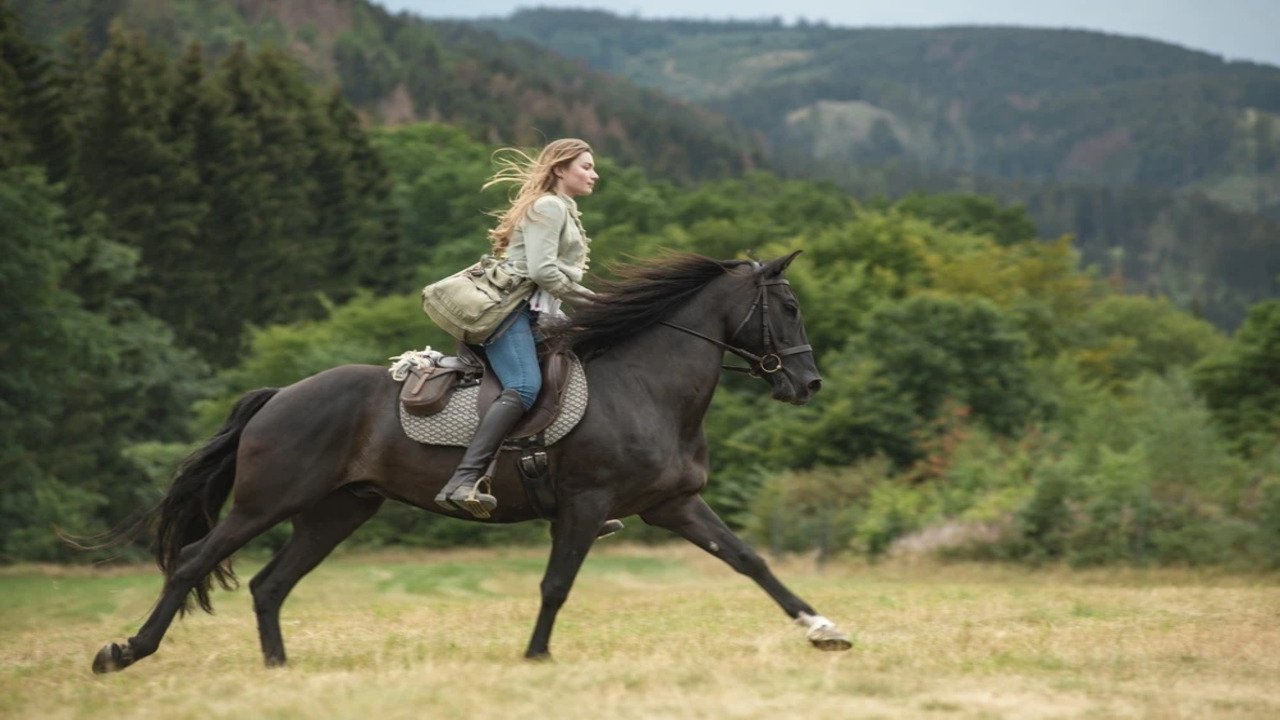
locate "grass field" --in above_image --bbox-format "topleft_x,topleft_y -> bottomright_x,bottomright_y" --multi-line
2,543 -> 1278,719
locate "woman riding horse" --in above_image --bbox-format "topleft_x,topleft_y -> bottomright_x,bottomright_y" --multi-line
91,243 -> 850,673
434,138 -> 600,518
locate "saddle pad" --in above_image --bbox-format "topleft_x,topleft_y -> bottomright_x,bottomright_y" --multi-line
398,356 -> 588,447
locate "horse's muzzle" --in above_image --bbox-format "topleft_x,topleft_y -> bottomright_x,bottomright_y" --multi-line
773,373 -> 822,405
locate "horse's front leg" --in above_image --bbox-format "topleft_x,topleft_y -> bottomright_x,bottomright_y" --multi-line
524,493 -> 612,660
641,494 -> 852,651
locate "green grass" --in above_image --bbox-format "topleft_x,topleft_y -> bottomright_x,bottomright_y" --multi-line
2,544 -> 1279,719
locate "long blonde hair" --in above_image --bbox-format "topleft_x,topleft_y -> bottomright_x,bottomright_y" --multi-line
484,138 -> 593,255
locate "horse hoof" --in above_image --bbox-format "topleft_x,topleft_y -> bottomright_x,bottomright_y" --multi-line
92,642 -> 129,674
807,625 -> 853,651
810,634 -> 853,651
524,650 -> 552,662
796,613 -> 853,651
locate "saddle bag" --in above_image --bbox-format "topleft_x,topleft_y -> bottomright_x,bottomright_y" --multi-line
400,362 -> 477,417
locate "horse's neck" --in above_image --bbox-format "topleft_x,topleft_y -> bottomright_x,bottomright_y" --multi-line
587,297 -> 732,426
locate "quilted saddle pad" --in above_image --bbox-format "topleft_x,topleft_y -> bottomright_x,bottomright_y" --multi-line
397,356 -> 588,447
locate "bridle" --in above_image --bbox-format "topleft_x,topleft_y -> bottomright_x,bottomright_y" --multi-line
659,264 -> 813,378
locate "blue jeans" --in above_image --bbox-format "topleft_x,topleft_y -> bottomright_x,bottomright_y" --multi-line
484,307 -> 541,410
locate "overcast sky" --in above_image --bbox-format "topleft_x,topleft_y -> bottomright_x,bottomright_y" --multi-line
372,1 -> 1280,68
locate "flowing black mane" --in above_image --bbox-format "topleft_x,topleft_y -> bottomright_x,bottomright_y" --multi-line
551,253 -> 749,356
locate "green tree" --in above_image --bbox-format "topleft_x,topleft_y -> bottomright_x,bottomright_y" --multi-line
0,5 -> 73,179
786,295 -> 1036,469
0,166 -> 204,560
67,27 -> 179,254
1071,294 -> 1226,386
770,211 -> 931,353
315,90 -> 405,294
894,193 -> 1038,247
0,167 -> 103,560
1195,299 -> 1280,455
371,122 -> 497,274
149,41 -> 221,351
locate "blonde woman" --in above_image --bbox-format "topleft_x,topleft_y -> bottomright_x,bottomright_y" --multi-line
435,138 -> 600,518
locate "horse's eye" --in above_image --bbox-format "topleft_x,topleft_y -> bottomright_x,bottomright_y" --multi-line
783,302 -> 799,316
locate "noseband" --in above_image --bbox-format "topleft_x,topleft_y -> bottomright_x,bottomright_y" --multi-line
659,267 -> 813,379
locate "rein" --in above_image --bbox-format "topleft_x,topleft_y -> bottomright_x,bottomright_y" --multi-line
659,269 -> 812,378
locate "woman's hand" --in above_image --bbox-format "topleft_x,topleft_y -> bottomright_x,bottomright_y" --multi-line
563,288 -> 597,311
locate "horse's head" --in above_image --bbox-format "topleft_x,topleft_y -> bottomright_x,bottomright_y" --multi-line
563,251 -> 821,404
725,251 -> 822,405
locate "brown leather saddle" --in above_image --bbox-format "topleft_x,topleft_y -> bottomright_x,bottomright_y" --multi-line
399,342 -> 578,440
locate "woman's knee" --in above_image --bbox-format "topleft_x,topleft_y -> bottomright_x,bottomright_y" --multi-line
510,376 -> 541,410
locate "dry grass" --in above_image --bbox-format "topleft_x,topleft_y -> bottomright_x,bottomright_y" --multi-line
2,543 -> 1279,719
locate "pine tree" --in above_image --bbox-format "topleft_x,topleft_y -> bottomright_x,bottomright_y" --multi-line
65,27 -> 190,316
185,41 -> 266,363
152,41 -> 218,352
317,89 -> 405,294
0,4 -> 73,178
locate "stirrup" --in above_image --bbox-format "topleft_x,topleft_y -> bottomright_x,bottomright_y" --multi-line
449,476 -> 497,519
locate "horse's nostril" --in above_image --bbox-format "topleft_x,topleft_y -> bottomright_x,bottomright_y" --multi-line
808,378 -> 822,392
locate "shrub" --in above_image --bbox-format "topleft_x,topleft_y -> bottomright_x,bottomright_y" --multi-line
744,460 -> 885,561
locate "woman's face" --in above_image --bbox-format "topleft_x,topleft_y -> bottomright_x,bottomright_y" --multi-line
555,152 -> 598,197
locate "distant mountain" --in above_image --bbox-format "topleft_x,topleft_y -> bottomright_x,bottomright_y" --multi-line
475,10 -> 1280,328
10,0 -> 764,183
480,9 -> 1280,217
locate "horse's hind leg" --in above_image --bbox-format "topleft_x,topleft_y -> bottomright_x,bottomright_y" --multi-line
640,494 -> 852,651
95,505 -> 291,673
250,489 -> 384,667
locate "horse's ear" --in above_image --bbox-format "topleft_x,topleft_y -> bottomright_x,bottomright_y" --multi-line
762,250 -> 803,277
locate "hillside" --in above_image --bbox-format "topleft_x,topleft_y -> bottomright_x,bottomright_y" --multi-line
476,10 -> 1280,328
480,10 -> 1280,214
10,0 -> 764,183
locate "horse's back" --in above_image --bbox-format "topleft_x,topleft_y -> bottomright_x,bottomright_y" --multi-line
233,365 -> 396,493
250,364 -> 390,424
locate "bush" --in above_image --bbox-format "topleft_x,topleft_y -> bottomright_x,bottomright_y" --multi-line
744,460 -> 885,561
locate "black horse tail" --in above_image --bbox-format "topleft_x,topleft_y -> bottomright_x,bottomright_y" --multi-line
155,387 -> 279,616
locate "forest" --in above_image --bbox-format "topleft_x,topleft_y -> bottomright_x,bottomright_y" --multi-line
2,2 -> 1279,568
16,2 -> 1280,327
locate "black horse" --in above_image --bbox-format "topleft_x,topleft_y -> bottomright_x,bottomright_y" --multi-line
92,252 -> 851,673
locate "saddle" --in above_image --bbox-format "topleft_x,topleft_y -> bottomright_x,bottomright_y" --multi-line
392,343 -> 586,520
399,343 -> 578,440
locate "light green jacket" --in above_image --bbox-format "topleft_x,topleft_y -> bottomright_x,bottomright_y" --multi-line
503,193 -> 592,301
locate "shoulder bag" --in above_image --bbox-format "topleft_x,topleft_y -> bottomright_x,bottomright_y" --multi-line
421,254 -> 536,343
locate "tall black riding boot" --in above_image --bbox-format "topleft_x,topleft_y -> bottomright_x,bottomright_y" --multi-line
434,388 -> 526,518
